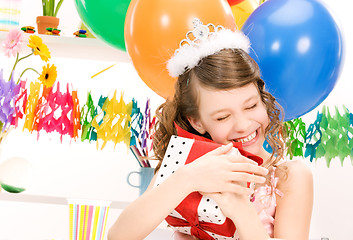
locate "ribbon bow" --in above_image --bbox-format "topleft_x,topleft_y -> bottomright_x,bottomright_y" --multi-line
166,192 -> 236,240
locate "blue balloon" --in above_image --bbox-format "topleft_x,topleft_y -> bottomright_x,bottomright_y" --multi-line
242,0 -> 344,121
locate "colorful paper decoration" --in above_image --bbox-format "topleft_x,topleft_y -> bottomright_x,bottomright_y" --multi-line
284,118 -> 306,159
2,63 -> 353,167
23,81 -> 41,132
11,80 -> 27,128
287,106 -> 353,167
80,92 -> 99,142
2,67 -> 353,167
315,106 -> 353,167
36,82 -> 76,141
92,91 -> 133,150
31,84 -> 53,134
71,90 -> 81,139
0,70 -> 21,132
304,112 -> 322,162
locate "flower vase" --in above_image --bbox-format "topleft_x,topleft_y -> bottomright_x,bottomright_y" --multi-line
36,16 -> 59,34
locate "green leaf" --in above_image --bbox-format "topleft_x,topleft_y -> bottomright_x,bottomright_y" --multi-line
42,0 -> 48,15
54,0 -> 64,17
49,0 -> 55,16
46,0 -> 51,16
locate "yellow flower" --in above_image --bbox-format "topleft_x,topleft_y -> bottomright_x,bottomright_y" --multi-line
27,35 -> 51,62
38,64 -> 57,88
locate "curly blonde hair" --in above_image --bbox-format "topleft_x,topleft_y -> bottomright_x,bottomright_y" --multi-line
153,48 -> 286,174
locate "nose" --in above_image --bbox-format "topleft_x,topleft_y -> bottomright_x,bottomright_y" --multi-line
232,114 -> 251,133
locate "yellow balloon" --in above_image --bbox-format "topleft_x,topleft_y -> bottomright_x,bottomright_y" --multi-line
231,0 -> 259,29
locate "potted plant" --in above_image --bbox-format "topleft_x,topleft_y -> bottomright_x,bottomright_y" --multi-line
36,0 -> 64,34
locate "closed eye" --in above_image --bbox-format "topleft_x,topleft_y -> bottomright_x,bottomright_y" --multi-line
216,114 -> 230,121
246,103 -> 257,110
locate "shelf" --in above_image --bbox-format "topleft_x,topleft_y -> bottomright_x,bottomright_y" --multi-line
0,192 -> 130,209
0,31 -> 130,62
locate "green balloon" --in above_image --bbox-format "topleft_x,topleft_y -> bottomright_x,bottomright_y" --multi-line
74,0 -> 131,51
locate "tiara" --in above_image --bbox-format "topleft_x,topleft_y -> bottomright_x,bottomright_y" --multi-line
167,18 -> 251,78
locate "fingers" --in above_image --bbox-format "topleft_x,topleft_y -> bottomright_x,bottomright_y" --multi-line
227,162 -> 269,176
227,171 -> 266,184
223,182 -> 255,195
226,153 -> 259,165
225,153 -> 269,178
201,180 -> 254,196
204,143 -> 233,156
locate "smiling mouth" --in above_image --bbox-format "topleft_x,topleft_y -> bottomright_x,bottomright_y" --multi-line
233,130 -> 258,144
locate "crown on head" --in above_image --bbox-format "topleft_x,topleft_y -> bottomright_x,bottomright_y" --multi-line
167,18 -> 251,78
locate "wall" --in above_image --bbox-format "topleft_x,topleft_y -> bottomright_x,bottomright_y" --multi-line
0,0 -> 352,239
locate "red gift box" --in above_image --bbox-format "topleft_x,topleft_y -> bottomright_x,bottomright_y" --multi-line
153,125 -> 263,240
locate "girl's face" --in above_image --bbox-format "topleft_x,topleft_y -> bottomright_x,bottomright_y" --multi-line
189,83 -> 270,159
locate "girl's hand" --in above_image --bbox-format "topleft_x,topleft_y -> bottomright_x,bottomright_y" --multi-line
201,191 -> 249,220
181,143 -> 268,195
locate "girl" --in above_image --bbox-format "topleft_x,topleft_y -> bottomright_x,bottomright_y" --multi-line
108,19 -> 313,240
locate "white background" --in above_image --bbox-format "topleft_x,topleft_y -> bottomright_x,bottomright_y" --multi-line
0,0 -> 352,239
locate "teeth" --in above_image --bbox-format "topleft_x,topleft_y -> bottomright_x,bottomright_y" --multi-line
237,131 -> 257,143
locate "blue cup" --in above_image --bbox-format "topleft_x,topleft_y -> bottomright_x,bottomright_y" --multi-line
127,167 -> 155,196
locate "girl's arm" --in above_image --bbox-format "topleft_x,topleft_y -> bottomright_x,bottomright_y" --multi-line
108,143 -> 268,240
274,160 -> 313,240
108,167 -> 192,240
231,160 -> 313,240
203,159 -> 313,240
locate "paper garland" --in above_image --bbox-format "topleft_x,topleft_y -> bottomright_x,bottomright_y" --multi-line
1,67 -> 353,167
0,68 -> 154,153
80,92 -> 99,142
91,91 -> 133,150
285,105 -> 353,167
0,70 -> 21,131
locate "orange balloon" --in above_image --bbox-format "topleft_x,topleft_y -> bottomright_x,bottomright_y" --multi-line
125,0 -> 236,99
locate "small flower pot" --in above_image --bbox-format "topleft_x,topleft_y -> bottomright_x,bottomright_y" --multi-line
36,16 -> 59,34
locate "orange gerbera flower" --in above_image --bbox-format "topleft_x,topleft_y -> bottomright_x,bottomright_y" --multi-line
38,64 -> 57,88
